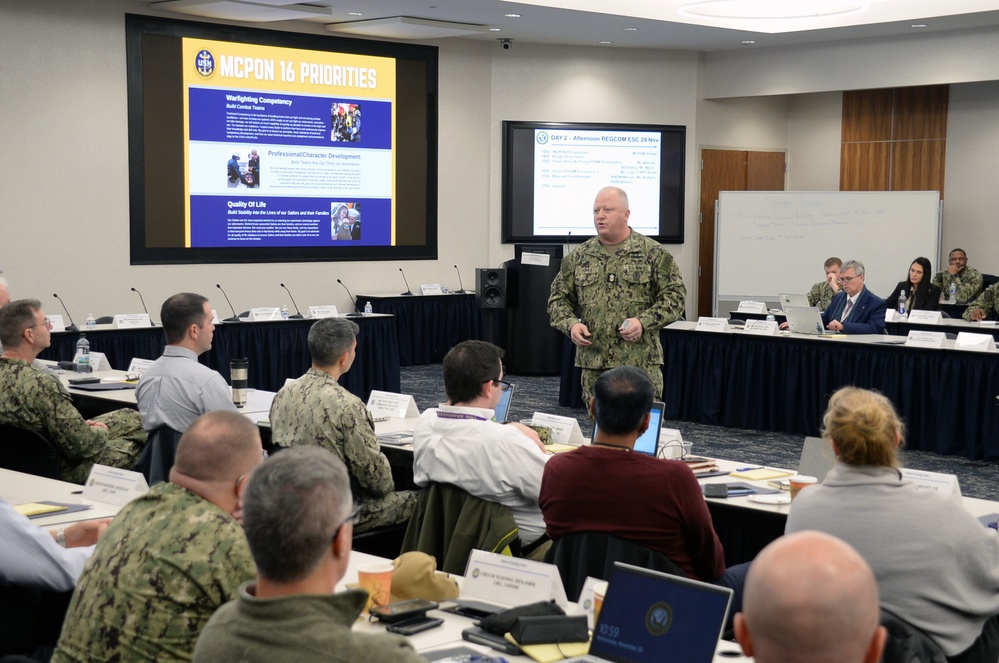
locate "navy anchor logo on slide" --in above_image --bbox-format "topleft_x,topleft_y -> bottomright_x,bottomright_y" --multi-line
195,49 -> 215,78
645,601 -> 674,636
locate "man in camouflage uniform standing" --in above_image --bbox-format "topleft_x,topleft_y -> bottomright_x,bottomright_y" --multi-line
933,248 -> 984,304
964,282 -> 999,321
0,299 -> 146,483
269,317 -> 415,532
548,186 -> 686,407
51,411 -> 262,663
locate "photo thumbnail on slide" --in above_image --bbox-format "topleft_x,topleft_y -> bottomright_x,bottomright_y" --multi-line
331,202 -> 361,240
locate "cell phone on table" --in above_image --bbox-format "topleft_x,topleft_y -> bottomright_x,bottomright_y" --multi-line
369,598 -> 438,623
385,616 -> 444,635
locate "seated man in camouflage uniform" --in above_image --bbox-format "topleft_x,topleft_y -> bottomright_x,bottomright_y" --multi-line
269,317 -> 415,532
193,447 -> 426,663
807,257 -> 842,311
933,248 -> 984,304
51,411 -> 262,663
0,299 -> 146,483
965,282 -> 999,321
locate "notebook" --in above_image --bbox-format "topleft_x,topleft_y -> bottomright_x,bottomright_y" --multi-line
797,436 -> 836,482
778,293 -> 809,311
493,383 -> 515,423
564,562 -> 733,663
783,305 -> 835,335
591,401 -> 665,457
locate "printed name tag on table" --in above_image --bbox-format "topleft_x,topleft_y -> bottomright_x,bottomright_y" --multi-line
366,390 -> 420,418
905,330 -> 945,349
744,319 -> 778,336
462,550 -> 568,609
736,301 -> 767,314
307,305 -> 338,318
113,314 -> 152,328
420,284 -> 444,295
695,317 -> 728,332
83,464 -> 149,506
955,332 -> 996,353
530,412 -> 585,446
250,307 -> 282,321
908,310 -> 943,324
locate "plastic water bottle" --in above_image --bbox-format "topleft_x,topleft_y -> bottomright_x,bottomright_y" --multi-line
363,301 -> 373,316
949,282 -> 958,304
76,334 -> 91,373
281,304 -> 289,320
85,313 -> 96,330
898,289 -> 906,316
766,313 -> 776,322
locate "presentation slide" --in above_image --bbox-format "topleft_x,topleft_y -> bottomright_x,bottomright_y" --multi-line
533,128 -> 661,236
182,39 -> 396,248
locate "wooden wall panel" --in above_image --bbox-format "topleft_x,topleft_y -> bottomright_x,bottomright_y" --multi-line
698,150 -> 748,316
892,140 -> 946,194
840,142 -> 890,191
842,88 -> 892,142
747,152 -> 786,190
893,85 -> 949,140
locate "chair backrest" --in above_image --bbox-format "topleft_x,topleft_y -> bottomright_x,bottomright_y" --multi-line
879,608 -> 947,663
133,426 -> 183,486
544,531 -> 688,602
982,273 -> 999,289
401,482 -> 520,575
0,423 -> 61,479
94,316 -> 114,325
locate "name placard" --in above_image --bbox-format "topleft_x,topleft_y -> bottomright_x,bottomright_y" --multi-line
576,576 -> 603,628
955,332 -> 997,353
48,315 -> 67,332
211,309 -> 221,324
744,319 -> 779,336
420,283 -> 444,296
250,307 -> 282,321
695,317 -> 729,333
113,314 -> 152,329
462,550 -> 568,609
905,330 -> 946,349
73,350 -> 109,372
366,390 -> 420,419
83,464 -> 149,506
531,412 -> 586,446
736,301 -> 767,314
307,305 -> 338,319
126,357 -> 155,375
521,252 -> 552,267
908,310 -> 943,324
901,468 -> 961,497
885,309 -> 905,323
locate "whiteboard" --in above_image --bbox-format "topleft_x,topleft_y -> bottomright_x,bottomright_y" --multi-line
715,191 -> 941,310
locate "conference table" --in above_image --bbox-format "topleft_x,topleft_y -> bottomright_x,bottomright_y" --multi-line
39,315 -> 400,401
1,468 -> 122,528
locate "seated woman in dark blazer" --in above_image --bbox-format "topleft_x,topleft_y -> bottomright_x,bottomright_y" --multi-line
885,257 -> 941,311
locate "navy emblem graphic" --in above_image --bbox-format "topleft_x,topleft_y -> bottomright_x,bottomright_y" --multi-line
195,49 -> 215,78
645,601 -> 673,636
536,131 -> 549,145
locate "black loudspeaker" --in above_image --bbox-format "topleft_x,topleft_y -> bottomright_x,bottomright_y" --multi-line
475,268 -> 507,309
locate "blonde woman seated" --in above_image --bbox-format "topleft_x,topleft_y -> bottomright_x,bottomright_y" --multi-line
785,387 -> 999,663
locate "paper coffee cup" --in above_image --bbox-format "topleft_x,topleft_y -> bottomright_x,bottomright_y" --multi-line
789,475 -> 818,500
593,581 -> 609,623
357,562 -> 394,612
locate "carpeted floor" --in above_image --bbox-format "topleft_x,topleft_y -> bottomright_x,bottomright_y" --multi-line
401,364 -> 999,502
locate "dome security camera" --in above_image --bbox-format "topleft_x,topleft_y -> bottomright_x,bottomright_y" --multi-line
500,38 -> 512,50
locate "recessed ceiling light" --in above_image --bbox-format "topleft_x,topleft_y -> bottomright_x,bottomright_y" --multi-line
489,27 -> 502,31
598,40 -> 613,44
680,0 -> 867,20
741,39 -> 756,44
504,13 -> 521,18
624,27 -> 639,31
911,23 -> 928,28
347,12 -> 363,16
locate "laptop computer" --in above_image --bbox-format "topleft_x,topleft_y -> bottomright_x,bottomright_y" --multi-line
783,305 -> 834,335
591,401 -> 665,457
564,562 -> 733,663
778,293 -> 810,311
493,383 -> 515,423
797,436 -> 836,482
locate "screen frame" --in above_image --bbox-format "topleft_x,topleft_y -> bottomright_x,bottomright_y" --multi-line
501,120 -> 686,245
125,14 -> 439,265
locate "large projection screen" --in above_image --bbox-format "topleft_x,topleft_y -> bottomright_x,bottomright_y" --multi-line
126,15 -> 438,264
714,191 -> 941,313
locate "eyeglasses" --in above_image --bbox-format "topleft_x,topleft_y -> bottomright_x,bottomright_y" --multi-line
333,504 -> 364,540
837,275 -> 860,284
28,317 -> 52,330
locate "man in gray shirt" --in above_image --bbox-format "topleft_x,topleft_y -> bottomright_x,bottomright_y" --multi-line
137,292 -> 236,433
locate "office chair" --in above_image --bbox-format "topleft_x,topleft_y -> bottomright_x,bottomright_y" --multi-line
0,424 -> 61,479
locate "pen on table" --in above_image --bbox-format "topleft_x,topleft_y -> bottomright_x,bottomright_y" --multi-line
735,466 -> 764,472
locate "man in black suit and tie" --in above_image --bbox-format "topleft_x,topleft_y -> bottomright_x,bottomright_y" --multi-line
821,260 -> 887,334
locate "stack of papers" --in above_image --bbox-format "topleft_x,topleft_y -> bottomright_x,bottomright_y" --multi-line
683,456 -> 720,474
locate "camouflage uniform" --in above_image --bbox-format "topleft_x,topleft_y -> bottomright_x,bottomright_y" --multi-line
807,280 -> 837,311
933,266 -> 984,304
0,358 -> 146,484
51,482 -> 255,663
269,368 -> 416,531
548,231 -> 686,406
963,282 -> 999,321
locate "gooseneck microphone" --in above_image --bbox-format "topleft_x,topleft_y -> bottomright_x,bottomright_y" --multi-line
453,264 -> 472,294
215,284 -> 241,322
52,293 -> 80,332
337,279 -> 363,317
399,268 -> 414,296
564,230 -> 573,259
279,283 -> 304,319
130,287 -> 157,326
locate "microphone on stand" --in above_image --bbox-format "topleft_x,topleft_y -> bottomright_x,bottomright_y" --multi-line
453,265 -> 472,294
279,283 -> 304,319
399,268 -> 414,296
337,279 -> 363,317
52,293 -> 80,332
215,284 -> 241,322
564,230 -> 573,259
130,287 -> 157,326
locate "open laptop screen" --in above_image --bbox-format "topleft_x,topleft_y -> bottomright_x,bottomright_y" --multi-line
493,383 -> 514,423
592,401 -> 664,457
588,562 -> 732,663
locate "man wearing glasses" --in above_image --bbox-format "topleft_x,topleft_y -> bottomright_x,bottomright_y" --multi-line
193,447 -> 426,663
412,340 -> 550,557
0,299 -> 146,483
52,411 -> 262,663
820,260 -> 887,334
